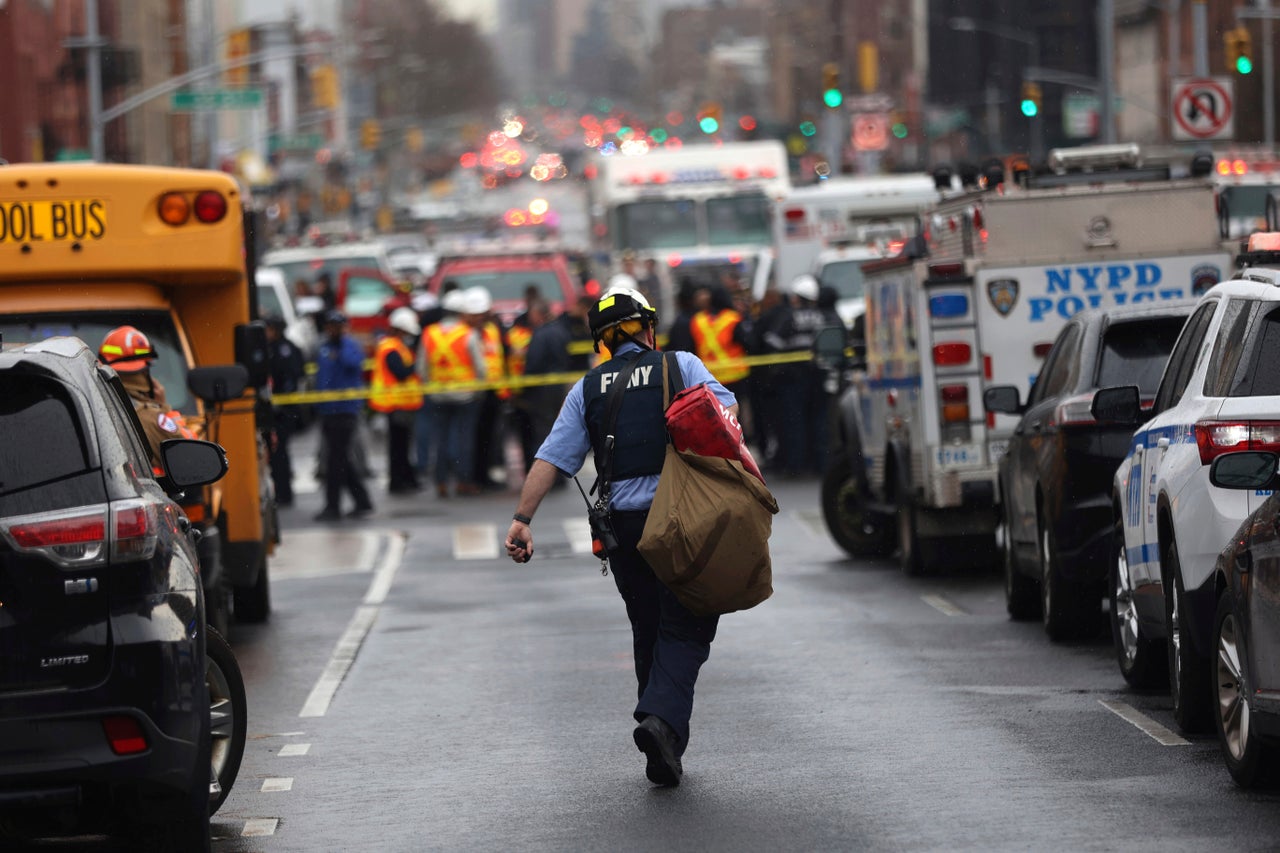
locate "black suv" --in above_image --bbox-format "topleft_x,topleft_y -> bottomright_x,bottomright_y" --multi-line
0,337 -> 235,850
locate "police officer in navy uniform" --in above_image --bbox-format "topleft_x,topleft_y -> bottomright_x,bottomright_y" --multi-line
504,280 -> 738,787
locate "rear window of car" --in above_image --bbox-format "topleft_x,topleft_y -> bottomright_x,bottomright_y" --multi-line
439,269 -> 567,303
1234,305 -> 1280,397
267,256 -> 382,289
257,283 -> 286,319
1096,316 -> 1188,396
0,375 -> 90,494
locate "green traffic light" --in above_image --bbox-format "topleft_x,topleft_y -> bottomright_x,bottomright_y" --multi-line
699,116 -> 719,134
892,122 -> 908,139
823,88 -> 843,109
1238,55 -> 1254,74
1020,99 -> 1038,118
799,121 -> 817,137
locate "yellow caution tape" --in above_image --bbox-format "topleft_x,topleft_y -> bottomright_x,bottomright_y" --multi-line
273,350 -> 816,406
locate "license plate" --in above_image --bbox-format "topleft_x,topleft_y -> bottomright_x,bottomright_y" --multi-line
935,443 -> 984,468
0,200 -> 107,244
987,440 -> 1008,461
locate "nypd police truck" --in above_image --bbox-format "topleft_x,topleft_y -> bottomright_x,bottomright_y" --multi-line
821,145 -> 1232,573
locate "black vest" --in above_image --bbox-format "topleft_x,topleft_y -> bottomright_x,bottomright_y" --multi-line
582,349 -> 668,483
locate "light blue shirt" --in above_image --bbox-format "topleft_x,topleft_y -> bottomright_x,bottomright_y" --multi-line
534,343 -> 737,511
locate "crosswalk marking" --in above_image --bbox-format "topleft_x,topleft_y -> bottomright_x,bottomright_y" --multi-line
261,777 -> 294,792
922,594 -> 966,616
278,742 -> 310,757
453,524 -> 500,560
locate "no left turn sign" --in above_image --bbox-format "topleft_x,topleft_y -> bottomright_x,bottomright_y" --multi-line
1171,76 -> 1235,141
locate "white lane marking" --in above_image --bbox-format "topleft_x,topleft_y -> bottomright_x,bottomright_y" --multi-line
922,594 -> 966,616
261,777 -> 294,792
1099,700 -> 1191,746
242,818 -> 279,837
794,509 -> 826,538
278,743 -> 310,757
299,532 -> 407,718
453,523 -> 500,560
564,518 -> 593,555
364,533 -> 407,605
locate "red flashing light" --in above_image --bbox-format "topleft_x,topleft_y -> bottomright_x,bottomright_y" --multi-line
103,716 -> 148,756
758,167 -> 777,179
193,191 -> 227,224
1217,159 -> 1232,176
667,253 -> 683,267
933,343 -> 972,366
459,152 -> 479,169
1247,232 -> 1280,252
584,278 -> 601,296
1233,159 -> 1248,176
732,166 -> 751,180
739,115 -> 757,131
728,253 -> 742,264
651,172 -> 669,184
583,164 -> 598,180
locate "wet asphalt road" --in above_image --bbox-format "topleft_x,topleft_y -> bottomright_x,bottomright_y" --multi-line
22,425 -> 1280,851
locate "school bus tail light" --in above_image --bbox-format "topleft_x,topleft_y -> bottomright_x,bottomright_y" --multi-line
193,191 -> 228,224
157,192 -> 190,226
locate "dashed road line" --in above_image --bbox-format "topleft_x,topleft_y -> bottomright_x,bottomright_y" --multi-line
453,523 -> 500,560
922,593 -> 966,616
300,533 -> 407,718
242,818 -> 279,837
794,509 -> 827,538
261,777 -> 294,793
278,743 -> 311,757
1099,699 -> 1191,746
563,518 -> 593,555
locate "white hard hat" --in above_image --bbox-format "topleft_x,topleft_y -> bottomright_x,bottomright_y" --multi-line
462,286 -> 492,315
608,273 -> 639,291
410,290 -> 438,313
442,289 -> 468,314
790,274 -> 820,302
388,306 -> 421,336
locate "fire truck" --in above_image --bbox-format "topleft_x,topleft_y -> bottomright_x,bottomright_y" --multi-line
820,145 -> 1233,573
591,140 -> 790,317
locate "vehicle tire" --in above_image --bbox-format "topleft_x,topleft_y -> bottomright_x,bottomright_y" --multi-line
1003,511 -> 1040,621
1164,539 -> 1213,733
233,550 -> 271,624
1040,518 -> 1086,642
821,450 -> 894,558
206,626 -> 246,815
1213,588 -> 1276,787
207,576 -> 231,640
1111,516 -> 1166,688
897,498 -> 927,577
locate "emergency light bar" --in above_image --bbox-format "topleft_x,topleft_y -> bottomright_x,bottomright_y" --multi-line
1047,143 -> 1142,174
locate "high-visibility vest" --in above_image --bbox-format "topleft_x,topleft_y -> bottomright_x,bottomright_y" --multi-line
691,309 -> 749,383
481,322 -> 509,399
425,322 -> 478,385
369,335 -> 423,412
507,324 -> 533,378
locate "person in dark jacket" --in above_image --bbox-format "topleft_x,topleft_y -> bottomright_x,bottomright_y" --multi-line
265,316 -> 307,506
663,278 -> 699,353
313,310 -> 374,521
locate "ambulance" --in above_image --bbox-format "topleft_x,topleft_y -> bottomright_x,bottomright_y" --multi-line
821,144 -> 1233,573
591,140 -> 791,316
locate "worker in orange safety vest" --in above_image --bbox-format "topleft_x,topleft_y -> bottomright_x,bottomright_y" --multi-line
690,284 -> 751,392
370,307 -> 424,494
421,288 -> 486,497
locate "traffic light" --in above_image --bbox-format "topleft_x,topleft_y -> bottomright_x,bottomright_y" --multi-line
310,65 -> 339,110
1020,81 -> 1042,118
360,119 -> 381,151
822,62 -> 843,108
697,102 -> 722,134
1225,26 -> 1253,75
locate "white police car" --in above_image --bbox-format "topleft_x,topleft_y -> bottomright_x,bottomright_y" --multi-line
1092,233 -> 1280,733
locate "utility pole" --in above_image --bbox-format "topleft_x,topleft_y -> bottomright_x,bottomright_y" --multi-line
1098,0 -> 1116,143
1192,0 -> 1209,76
63,0 -> 107,160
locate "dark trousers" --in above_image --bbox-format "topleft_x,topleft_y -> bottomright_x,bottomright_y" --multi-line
510,404 -> 537,472
472,391 -> 501,486
387,410 -> 420,492
321,412 -> 372,514
268,409 -> 296,505
608,511 -> 719,756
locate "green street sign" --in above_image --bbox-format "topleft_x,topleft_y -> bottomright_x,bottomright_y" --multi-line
54,148 -> 93,162
270,133 -> 324,152
170,89 -> 264,112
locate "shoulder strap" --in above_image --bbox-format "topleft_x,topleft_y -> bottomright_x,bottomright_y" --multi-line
661,350 -> 686,410
593,351 -> 644,497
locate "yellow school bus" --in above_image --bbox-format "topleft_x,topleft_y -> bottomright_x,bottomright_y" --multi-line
0,163 -> 273,631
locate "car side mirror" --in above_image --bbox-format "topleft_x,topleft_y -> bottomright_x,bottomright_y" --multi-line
983,385 -> 1022,415
234,321 -> 270,388
159,438 -> 229,489
188,364 -> 250,404
1210,451 -> 1280,490
1090,385 -> 1142,425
